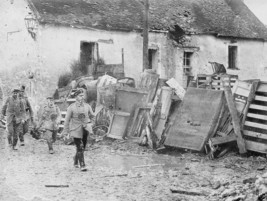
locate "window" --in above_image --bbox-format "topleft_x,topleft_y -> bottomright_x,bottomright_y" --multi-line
228,46 -> 238,69
183,51 -> 193,74
148,49 -> 158,69
80,41 -> 98,75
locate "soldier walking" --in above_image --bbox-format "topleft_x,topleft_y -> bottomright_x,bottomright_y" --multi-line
37,96 -> 61,154
1,89 -> 25,150
62,89 -> 95,171
19,85 -> 34,145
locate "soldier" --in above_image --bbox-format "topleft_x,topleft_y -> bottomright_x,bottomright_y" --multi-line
1,89 -> 25,150
19,85 -> 34,145
37,96 -> 61,154
62,89 -> 95,171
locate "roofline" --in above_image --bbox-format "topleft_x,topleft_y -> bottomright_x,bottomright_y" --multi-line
26,0 -> 41,19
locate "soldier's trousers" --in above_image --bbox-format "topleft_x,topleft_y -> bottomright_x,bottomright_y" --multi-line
45,130 -> 57,151
73,138 -> 85,167
22,119 -> 30,135
7,120 -> 23,147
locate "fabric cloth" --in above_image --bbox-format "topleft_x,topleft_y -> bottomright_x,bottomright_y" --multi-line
19,95 -> 33,121
1,96 -> 25,124
38,103 -> 61,131
62,102 -> 94,139
73,138 -> 85,167
7,119 -> 23,147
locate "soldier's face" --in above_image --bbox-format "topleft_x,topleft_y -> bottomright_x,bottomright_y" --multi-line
47,99 -> 54,106
76,94 -> 84,103
12,92 -> 18,99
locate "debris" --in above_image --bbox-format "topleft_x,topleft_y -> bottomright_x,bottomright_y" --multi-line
133,164 -> 164,168
45,185 -> 69,187
166,78 -> 185,100
170,187 -> 208,196
101,174 -> 128,178
258,165 -> 266,171
221,188 -> 236,198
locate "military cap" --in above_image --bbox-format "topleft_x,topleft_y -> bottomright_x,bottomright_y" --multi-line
20,85 -> 26,92
73,88 -> 84,97
12,88 -> 20,93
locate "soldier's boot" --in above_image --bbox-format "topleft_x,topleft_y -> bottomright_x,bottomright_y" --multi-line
77,151 -> 87,171
47,139 -> 54,154
73,153 -> 79,168
19,133 -> 25,146
12,138 -> 18,150
7,136 -> 12,147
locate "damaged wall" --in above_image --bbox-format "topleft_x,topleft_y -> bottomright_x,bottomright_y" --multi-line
173,34 -> 267,86
36,25 -> 144,84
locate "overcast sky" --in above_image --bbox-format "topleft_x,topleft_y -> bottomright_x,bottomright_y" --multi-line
244,0 -> 267,25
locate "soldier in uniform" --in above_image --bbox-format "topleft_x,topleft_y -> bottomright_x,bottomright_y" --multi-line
37,96 -> 61,154
62,89 -> 95,171
19,85 -> 34,145
1,89 -> 25,150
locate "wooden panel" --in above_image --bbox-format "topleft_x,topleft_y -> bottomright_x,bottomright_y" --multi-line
246,113 -> 267,120
257,83 -> 267,93
115,87 -> 148,113
244,130 -> 267,140
224,87 -> 247,154
245,140 -> 267,153
255,95 -> 267,102
210,135 -> 236,145
107,111 -> 130,139
244,121 -> 267,130
164,88 -> 224,151
249,104 -> 267,111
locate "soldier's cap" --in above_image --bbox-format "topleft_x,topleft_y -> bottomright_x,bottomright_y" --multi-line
12,88 -> 20,93
20,85 -> 26,91
73,88 -> 84,97
47,96 -> 54,100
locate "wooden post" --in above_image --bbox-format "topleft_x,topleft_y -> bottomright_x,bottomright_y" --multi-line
224,87 -> 247,154
143,0 -> 149,71
122,48 -> 124,68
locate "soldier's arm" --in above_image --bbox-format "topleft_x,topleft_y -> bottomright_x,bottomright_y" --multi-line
87,104 -> 95,124
26,98 -> 34,118
1,98 -> 9,117
56,106 -> 61,124
62,105 -> 72,135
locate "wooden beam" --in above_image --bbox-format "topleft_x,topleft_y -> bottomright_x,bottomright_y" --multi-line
210,135 -> 236,145
143,0 -> 149,70
224,87 -> 247,154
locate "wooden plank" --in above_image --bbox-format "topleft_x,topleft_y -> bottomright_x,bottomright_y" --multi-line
241,80 -> 259,128
255,95 -> 267,102
244,130 -> 267,140
224,87 -> 247,154
257,83 -> 267,93
244,121 -> 267,130
210,135 -> 236,145
249,104 -> 267,111
246,113 -> 267,120
245,140 -> 267,153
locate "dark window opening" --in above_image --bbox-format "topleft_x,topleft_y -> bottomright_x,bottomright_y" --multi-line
148,49 -> 158,70
183,51 -> 193,74
228,46 -> 238,69
80,41 -> 98,75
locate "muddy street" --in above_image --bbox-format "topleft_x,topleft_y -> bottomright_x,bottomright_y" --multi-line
0,128 -> 265,201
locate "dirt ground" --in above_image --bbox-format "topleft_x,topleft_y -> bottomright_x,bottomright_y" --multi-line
0,128 -> 265,201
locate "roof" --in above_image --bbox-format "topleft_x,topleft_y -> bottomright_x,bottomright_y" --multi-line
28,0 -> 267,40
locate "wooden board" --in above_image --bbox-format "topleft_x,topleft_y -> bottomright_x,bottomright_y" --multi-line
107,111 -> 130,139
138,70 -> 159,102
164,88 -> 224,151
243,82 -> 267,153
224,87 -> 247,154
115,87 -> 148,113
154,87 -> 173,139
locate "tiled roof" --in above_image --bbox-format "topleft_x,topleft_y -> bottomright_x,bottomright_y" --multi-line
29,0 -> 267,40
